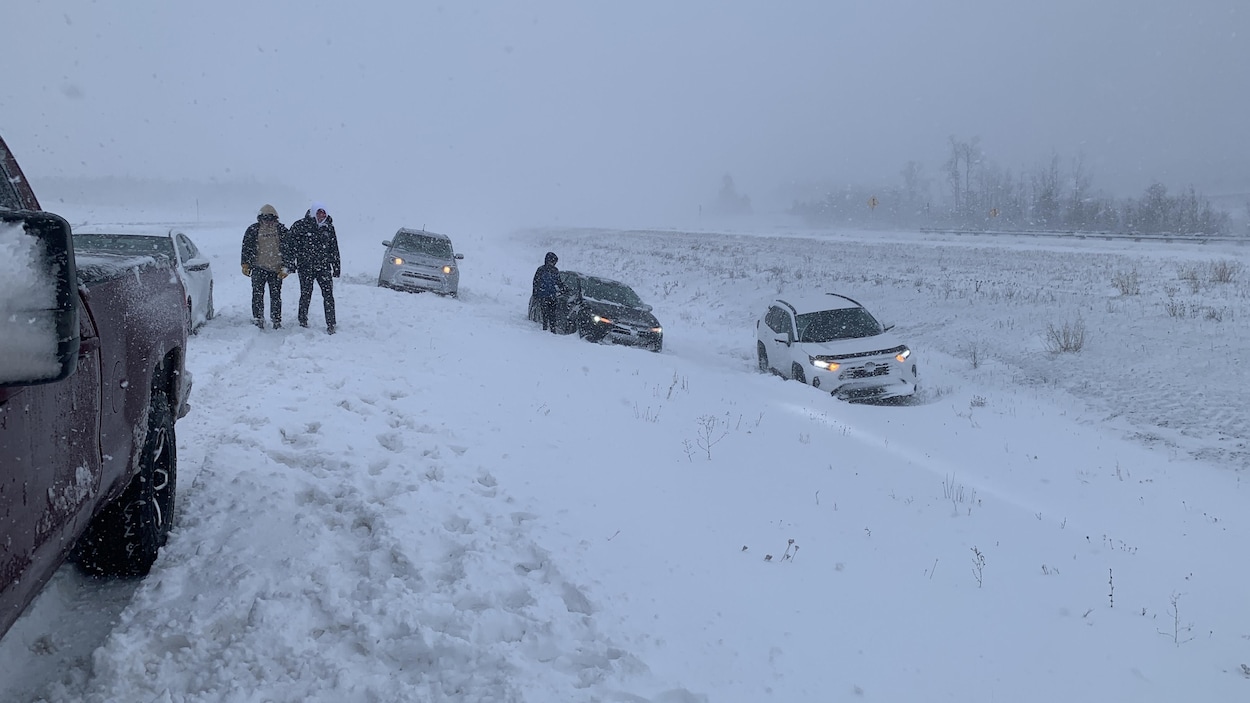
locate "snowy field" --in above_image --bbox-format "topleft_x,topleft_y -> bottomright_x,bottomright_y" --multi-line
1,209 -> 1248,702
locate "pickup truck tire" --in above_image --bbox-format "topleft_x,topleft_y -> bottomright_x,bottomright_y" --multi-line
206,283 -> 215,320
75,387 -> 177,578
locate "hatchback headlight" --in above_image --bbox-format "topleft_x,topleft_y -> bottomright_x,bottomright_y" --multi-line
895,347 -> 912,363
442,264 -> 454,274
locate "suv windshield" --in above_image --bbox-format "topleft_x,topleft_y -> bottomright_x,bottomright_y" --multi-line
795,308 -> 882,342
393,232 -> 452,258
582,278 -> 643,307
74,234 -> 175,257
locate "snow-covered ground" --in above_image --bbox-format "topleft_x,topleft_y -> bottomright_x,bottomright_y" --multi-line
1,209 -> 1248,702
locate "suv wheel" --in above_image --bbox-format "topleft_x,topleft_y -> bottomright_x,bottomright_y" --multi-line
757,342 -> 769,373
791,363 -> 806,384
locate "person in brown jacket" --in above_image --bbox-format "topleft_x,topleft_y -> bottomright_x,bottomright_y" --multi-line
240,204 -> 295,329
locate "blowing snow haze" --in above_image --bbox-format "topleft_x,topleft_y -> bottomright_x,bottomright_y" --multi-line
4,1 -> 1248,225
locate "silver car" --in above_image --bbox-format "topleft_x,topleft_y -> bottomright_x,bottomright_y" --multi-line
377,228 -> 463,296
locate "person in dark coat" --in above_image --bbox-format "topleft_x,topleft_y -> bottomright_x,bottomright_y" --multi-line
240,204 -> 294,329
532,251 -> 562,333
289,201 -> 342,334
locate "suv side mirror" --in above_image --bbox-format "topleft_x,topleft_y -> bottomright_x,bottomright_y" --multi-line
0,211 -> 80,386
455,253 -> 464,260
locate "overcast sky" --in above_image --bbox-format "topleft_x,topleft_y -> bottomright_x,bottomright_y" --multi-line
4,1 -> 1247,225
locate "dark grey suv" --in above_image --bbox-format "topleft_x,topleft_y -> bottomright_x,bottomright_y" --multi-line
528,271 -> 663,351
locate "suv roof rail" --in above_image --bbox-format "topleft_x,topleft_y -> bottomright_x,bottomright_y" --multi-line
826,292 -> 864,308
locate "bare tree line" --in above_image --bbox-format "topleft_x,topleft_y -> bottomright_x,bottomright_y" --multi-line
791,135 -> 1237,236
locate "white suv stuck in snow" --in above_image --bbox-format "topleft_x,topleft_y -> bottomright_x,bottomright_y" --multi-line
756,293 -> 918,401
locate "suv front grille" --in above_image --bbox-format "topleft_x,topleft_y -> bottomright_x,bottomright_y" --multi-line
844,363 -> 892,379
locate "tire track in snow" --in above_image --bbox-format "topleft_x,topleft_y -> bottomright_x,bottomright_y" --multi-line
47,324 -> 659,702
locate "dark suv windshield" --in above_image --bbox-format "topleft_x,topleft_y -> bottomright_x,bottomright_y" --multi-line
393,232 -> 452,258
582,278 -> 643,307
795,308 -> 882,342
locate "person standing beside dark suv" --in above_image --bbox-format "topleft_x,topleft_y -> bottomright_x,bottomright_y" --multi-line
532,251 -> 562,333
290,201 -> 342,334
241,204 -> 293,329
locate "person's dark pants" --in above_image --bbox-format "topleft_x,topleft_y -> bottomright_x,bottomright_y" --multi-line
298,269 -> 336,328
539,297 -> 560,333
250,267 -> 283,325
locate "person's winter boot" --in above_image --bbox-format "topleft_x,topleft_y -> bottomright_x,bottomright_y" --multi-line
253,318 -> 265,329
273,320 -> 283,329
327,324 -> 336,335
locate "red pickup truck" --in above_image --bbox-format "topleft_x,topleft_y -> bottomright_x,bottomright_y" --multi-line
0,136 -> 191,640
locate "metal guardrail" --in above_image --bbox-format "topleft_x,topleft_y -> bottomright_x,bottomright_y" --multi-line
917,228 -> 1249,244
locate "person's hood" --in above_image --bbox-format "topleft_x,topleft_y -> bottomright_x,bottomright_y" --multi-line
257,203 -> 279,220
306,201 -> 332,226
544,251 -> 558,266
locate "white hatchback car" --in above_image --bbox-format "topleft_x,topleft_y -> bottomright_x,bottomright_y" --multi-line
74,229 -> 215,331
377,228 -> 463,296
756,293 -> 917,400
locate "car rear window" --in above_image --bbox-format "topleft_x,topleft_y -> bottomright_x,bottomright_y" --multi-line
74,234 -> 176,257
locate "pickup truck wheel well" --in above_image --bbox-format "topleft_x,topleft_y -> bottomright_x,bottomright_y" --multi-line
74,365 -> 178,578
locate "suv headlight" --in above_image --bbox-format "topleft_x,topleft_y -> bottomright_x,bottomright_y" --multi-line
810,356 -> 840,371
895,347 -> 911,363
442,264 -> 454,274
391,256 -> 405,265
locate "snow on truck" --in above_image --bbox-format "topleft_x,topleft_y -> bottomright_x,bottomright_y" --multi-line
0,135 -> 191,640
